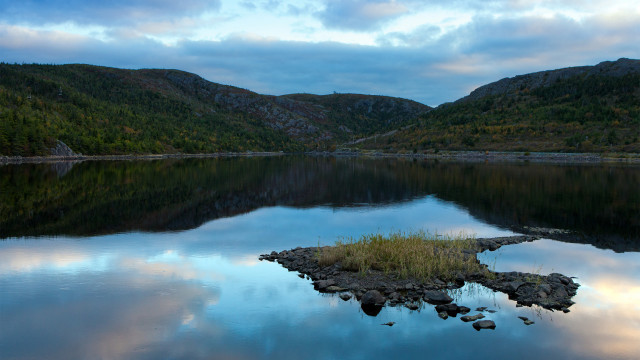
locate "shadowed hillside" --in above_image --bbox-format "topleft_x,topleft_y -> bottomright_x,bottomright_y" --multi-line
356,58 -> 640,153
1,157 -> 638,251
0,64 -> 430,156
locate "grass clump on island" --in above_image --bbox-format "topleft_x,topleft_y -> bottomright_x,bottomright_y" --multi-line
318,231 -> 486,281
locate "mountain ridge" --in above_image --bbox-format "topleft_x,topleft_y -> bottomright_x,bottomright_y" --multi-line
0,63 -> 430,156
353,58 -> 640,153
458,58 -> 640,103
1,58 -> 639,156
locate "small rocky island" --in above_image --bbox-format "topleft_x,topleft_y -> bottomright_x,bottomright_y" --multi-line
260,235 -> 580,330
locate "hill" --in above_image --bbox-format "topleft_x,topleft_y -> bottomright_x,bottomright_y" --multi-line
0,64 -> 430,156
355,58 -> 640,153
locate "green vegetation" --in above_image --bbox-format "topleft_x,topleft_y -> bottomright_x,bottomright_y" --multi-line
0,63 -> 303,156
2,61 -> 639,157
318,231 -> 485,281
0,63 -> 430,157
358,72 -> 640,153
1,157 -> 637,241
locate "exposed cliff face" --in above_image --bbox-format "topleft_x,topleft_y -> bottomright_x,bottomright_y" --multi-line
50,140 -> 78,157
459,58 -> 640,103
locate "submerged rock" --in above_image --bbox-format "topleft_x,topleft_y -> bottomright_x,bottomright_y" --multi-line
518,316 -> 535,325
461,314 -> 485,322
406,303 -> 420,311
473,320 -> 496,331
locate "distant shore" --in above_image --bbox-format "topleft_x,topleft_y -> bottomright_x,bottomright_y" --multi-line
2,150 -> 640,165
0,151 -> 286,164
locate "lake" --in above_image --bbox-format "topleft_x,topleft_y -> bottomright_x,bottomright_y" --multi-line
1,156 -> 639,359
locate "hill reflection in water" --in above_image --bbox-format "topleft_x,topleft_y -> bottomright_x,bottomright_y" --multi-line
1,156 -> 638,250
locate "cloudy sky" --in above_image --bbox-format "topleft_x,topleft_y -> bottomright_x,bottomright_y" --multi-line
1,0 -> 639,105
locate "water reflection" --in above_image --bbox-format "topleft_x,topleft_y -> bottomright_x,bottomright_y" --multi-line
479,240 -> 640,359
1,158 -> 639,359
1,157 -> 638,250
1,202 -> 639,359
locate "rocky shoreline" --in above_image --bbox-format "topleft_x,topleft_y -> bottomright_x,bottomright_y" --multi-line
260,235 -> 580,330
2,150 -> 639,165
0,151 -> 286,164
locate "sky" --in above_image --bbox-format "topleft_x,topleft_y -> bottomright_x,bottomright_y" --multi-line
1,0 -> 639,106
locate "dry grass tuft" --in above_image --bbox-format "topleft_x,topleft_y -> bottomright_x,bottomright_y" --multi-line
318,231 -> 485,281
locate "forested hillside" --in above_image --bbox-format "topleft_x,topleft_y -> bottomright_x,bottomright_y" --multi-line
2,59 -> 639,157
0,64 -> 430,156
356,58 -> 640,153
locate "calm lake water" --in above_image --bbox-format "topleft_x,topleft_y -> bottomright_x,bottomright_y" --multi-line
1,156 -> 639,359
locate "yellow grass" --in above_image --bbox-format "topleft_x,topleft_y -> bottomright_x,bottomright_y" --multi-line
318,231 -> 485,281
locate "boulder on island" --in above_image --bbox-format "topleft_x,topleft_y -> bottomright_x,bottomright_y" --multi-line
360,290 -> 386,317
423,290 -> 453,304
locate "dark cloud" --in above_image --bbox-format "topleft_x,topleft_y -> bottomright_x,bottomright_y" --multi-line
2,11 -> 639,106
0,0 -> 219,27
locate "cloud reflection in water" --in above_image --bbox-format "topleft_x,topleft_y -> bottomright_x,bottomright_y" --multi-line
1,197 -> 639,359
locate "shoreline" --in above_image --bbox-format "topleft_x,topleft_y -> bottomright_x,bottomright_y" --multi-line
0,151 -> 286,164
260,236 -> 580,327
2,149 -> 639,165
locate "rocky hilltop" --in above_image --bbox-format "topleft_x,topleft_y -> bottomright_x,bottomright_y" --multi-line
148,69 -> 430,142
459,58 -> 640,103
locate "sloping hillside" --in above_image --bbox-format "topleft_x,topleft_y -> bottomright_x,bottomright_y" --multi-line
0,64 -> 430,156
356,58 -> 640,153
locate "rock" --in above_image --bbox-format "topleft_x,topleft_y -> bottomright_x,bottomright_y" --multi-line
458,306 -> 471,314
506,281 -> 525,294
298,274 -> 305,278
461,313 -> 485,322
361,290 -> 386,307
314,279 -> 336,291
381,322 -> 395,326
486,310 -> 497,313
476,307 -> 487,312
438,311 -> 449,319
406,303 -> 420,311
388,292 -> 401,301
538,283 -> 552,294
524,320 -> 535,325
562,307 -> 570,313
325,285 -> 346,292
50,140 -> 78,157
518,316 -> 529,321
435,304 -> 457,313
423,290 -> 453,304
553,286 -> 569,298
339,293 -> 352,301
473,320 -> 496,330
